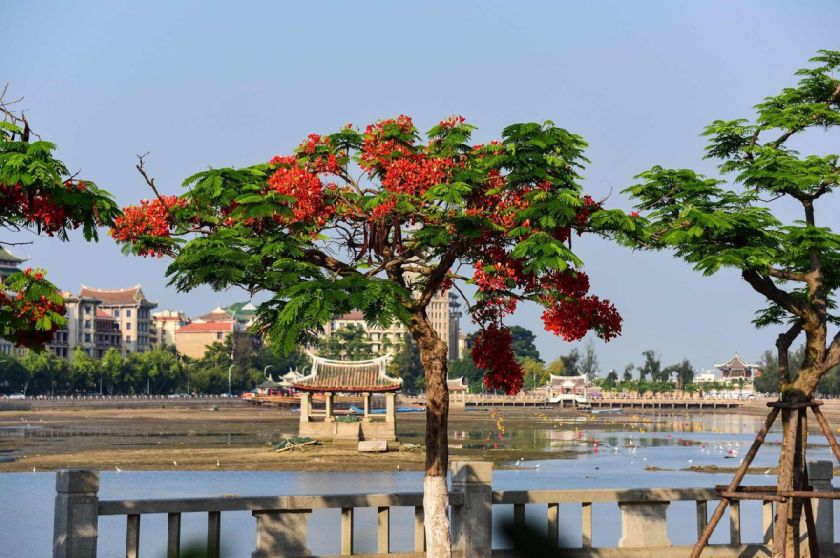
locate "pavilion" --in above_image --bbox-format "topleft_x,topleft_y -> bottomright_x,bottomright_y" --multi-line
293,351 -> 401,442
714,353 -> 761,381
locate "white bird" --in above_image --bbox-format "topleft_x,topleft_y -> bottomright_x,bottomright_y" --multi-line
764,469 -> 771,475
687,459 -> 694,464
32,466 -> 36,472
216,460 -> 220,467
515,458 -> 523,466
397,464 -> 401,471
115,465 -> 122,472
172,461 -> 178,466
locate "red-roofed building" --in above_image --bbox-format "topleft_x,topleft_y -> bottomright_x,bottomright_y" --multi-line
175,316 -> 238,359
79,285 -> 157,354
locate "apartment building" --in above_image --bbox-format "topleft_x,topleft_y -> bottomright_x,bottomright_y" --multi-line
151,310 -> 191,348
0,248 -> 26,357
46,293 -> 122,359
322,290 -> 455,356
175,306 -> 238,359
79,285 -> 157,354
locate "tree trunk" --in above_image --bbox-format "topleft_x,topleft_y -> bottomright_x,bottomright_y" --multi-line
774,375 -> 819,558
409,310 -> 452,558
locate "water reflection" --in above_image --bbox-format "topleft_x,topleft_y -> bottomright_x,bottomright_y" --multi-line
1,412 -> 838,558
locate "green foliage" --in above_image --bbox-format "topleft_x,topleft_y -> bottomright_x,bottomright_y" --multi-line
623,51 -> 840,390
317,324 -> 375,361
388,337 -> 424,392
638,350 -> 664,382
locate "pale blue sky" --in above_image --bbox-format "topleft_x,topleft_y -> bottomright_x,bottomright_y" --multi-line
2,1 -> 838,373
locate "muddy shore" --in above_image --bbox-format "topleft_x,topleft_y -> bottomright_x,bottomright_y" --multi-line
2,399 -> 838,473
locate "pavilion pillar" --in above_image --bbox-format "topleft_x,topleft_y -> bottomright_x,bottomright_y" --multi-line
385,392 -> 396,423
299,392 -> 311,423
362,392 -> 371,422
325,392 -> 335,422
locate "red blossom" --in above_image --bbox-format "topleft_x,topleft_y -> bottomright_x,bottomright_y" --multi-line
471,324 -> 524,394
110,196 -> 185,257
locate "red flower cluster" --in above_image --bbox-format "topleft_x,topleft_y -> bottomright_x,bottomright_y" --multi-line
471,324 -> 524,394
359,116 -> 416,170
110,195 -> 185,257
439,115 -> 465,129
0,182 -> 87,236
381,155 -> 454,197
267,163 -> 334,226
297,134 -> 340,174
0,269 -> 66,348
541,295 -> 622,342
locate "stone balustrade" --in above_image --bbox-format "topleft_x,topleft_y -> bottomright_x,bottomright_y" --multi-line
53,461 -> 836,557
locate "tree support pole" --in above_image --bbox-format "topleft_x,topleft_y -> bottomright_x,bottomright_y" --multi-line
689,406 -> 780,558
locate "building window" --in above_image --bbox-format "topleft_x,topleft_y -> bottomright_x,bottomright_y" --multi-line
216,332 -> 223,339
84,333 -> 91,343
126,336 -> 131,343
85,306 -> 91,315
84,320 -> 91,329
126,309 -> 132,318
114,309 -> 120,317
126,323 -> 131,330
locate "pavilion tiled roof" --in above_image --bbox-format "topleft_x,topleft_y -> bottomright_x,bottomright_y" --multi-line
447,376 -> 468,391
294,359 -> 401,393
80,285 -> 148,305
714,353 -> 756,370
548,374 -> 587,387
336,310 -> 365,321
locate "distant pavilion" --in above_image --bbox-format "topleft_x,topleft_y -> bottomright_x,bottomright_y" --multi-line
714,354 -> 762,382
293,352 -> 401,442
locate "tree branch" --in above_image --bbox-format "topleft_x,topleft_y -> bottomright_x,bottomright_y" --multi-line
767,268 -> 808,282
135,153 -> 171,208
824,329 -> 840,373
741,269 -> 808,319
776,319 -> 803,391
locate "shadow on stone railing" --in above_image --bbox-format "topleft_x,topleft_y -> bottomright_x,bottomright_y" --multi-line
52,461 -> 836,557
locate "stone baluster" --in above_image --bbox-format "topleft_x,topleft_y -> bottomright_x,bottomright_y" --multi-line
808,460 -> 834,553
53,469 -> 99,558
617,500 -> 671,548
252,509 -> 312,558
450,461 -> 492,557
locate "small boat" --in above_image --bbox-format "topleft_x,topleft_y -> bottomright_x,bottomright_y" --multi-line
591,408 -> 622,415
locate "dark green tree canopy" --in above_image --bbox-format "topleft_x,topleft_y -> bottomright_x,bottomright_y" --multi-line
625,50 -> 840,399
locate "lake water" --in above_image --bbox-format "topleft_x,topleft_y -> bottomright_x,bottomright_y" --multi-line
2,412 -> 838,557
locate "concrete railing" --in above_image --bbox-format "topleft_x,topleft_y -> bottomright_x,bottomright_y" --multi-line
53,461 -> 836,557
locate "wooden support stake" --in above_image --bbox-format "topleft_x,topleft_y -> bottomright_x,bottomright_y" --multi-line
689,406 -> 780,558
696,500 -> 707,541
812,406 -> 840,464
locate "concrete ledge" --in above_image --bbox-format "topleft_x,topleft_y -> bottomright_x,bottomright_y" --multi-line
492,544 -> 772,558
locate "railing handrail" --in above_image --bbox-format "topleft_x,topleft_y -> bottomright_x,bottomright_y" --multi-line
494,487 -> 722,504
97,491 -> 465,516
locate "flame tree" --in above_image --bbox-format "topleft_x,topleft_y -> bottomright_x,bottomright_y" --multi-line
0,91 -> 118,348
112,115 -> 632,556
624,51 -> 840,554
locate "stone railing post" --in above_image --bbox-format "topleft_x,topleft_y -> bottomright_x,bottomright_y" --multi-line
617,500 -> 671,548
252,509 -> 312,558
450,461 -> 492,557
53,469 -> 99,558
808,460 -> 834,552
